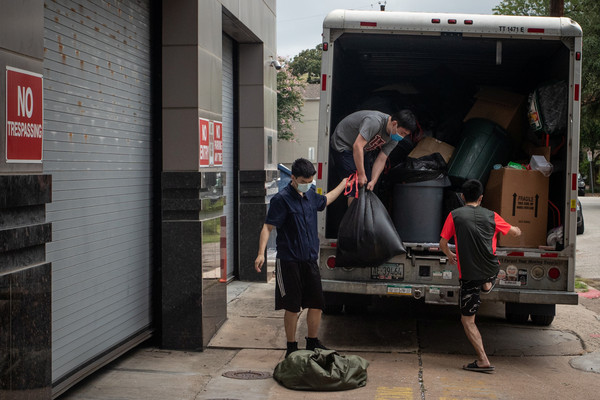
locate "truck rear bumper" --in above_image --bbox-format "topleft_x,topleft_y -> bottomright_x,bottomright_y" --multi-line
321,279 -> 579,305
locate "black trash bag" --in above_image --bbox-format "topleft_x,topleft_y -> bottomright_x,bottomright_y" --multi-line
273,349 -> 369,391
528,80 -> 568,136
336,186 -> 406,268
388,153 -> 448,183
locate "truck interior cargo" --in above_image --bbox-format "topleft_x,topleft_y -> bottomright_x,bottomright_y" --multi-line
326,32 -> 572,245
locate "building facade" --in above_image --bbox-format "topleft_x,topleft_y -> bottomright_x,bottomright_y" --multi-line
0,0 -> 277,398
277,83 -> 320,167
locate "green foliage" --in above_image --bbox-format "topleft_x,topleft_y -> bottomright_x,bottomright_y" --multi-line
289,44 -> 323,84
277,57 -> 306,141
493,0 -> 549,15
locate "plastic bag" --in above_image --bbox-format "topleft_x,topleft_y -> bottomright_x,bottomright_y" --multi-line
273,349 -> 369,391
387,153 -> 447,183
527,81 -> 568,135
336,186 -> 406,268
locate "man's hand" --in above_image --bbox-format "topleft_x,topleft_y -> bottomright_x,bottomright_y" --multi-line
509,226 -> 522,237
357,171 -> 368,187
366,180 -> 376,191
255,254 -> 265,272
439,237 -> 457,265
446,251 -> 457,265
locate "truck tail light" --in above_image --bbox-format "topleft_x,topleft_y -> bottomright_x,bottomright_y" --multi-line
326,256 -> 336,269
548,267 -> 560,281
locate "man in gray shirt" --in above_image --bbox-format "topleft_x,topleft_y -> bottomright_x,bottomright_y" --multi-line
331,110 -> 417,198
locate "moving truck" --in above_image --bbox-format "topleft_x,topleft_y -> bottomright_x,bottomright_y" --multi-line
316,9 -> 582,325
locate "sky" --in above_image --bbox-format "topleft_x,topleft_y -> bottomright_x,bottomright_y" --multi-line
277,0 -> 503,58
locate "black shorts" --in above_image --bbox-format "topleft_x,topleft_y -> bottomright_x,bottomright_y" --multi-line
275,259 -> 325,313
459,276 -> 496,316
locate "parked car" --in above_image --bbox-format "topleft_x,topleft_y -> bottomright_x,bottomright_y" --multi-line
578,173 -> 586,196
577,198 -> 584,235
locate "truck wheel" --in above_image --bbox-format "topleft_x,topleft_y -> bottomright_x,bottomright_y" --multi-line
577,219 -> 584,235
505,312 -> 529,324
344,303 -> 368,315
531,314 -> 554,326
323,304 -> 344,315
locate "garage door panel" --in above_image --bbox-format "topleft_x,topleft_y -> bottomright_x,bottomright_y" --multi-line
222,34 -> 235,277
45,1 -> 150,61
44,0 -> 153,383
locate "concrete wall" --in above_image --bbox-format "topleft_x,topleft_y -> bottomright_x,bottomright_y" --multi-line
160,0 -> 278,350
162,0 -> 277,172
0,0 -> 52,396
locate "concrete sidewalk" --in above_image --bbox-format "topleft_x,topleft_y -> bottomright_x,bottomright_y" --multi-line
60,279 -> 600,400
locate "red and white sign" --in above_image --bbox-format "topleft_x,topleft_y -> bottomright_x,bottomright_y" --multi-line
213,121 -> 223,166
199,118 -> 210,167
6,67 -> 43,162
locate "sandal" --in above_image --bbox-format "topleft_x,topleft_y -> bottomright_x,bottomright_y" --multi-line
481,280 -> 496,294
463,360 -> 495,373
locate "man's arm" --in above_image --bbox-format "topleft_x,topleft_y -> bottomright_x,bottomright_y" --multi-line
439,237 -> 457,265
508,226 -> 522,237
352,135 -> 368,186
255,223 -> 275,272
367,151 -> 388,191
325,178 -> 348,206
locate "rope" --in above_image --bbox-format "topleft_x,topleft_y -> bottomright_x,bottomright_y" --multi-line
344,172 -> 359,199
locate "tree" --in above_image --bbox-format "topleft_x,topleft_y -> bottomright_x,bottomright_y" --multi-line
277,57 -> 306,141
493,0 -> 549,15
288,44 -> 322,84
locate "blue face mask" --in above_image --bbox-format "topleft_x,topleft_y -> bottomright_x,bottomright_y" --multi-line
391,133 -> 403,142
297,183 -> 312,193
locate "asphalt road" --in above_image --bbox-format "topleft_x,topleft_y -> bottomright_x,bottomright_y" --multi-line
576,196 -> 600,282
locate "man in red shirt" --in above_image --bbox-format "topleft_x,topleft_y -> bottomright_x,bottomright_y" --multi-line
440,179 -> 521,373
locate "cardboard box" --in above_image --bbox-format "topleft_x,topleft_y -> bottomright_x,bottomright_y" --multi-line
408,137 -> 455,164
464,87 -> 527,140
482,168 -> 549,248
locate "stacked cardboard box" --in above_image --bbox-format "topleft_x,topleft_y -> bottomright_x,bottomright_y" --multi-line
483,168 -> 549,248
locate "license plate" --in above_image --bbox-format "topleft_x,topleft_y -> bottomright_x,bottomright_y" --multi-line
371,263 -> 404,280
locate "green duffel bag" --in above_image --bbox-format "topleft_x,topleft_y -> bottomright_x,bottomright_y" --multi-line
273,349 -> 369,391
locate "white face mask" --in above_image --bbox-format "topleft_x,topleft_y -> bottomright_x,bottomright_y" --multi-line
296,182 -> 312,193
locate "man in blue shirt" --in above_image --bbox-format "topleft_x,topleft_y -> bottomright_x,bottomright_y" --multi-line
255,158 -> 347,357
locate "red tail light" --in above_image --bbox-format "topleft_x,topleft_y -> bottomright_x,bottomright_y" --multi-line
326,256 -> 336,269
548,267 -> 560,281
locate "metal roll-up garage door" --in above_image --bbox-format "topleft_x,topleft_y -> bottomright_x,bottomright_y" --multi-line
43,0 -> 153,386
222,34 -> 235,278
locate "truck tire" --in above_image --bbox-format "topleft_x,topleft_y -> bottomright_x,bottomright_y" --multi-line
531,314 -> 554,326
577,218 -> 584,235
323,304 -> 344,315
506,312 -> 529,324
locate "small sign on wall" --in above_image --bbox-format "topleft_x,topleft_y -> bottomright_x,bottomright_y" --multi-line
213,121 -> 222,166
6,67 -> 44,163
199,118 -> 223,168
199,118 -> 210,167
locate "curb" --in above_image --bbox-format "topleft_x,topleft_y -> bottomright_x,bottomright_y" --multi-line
578,288 -> 600,299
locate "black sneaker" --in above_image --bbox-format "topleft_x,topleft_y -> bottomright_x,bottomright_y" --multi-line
285,341 -> 298,357
305,337 -> 328,351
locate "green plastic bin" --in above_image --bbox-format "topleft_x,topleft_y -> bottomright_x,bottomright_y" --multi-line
448,118 -> 511,187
